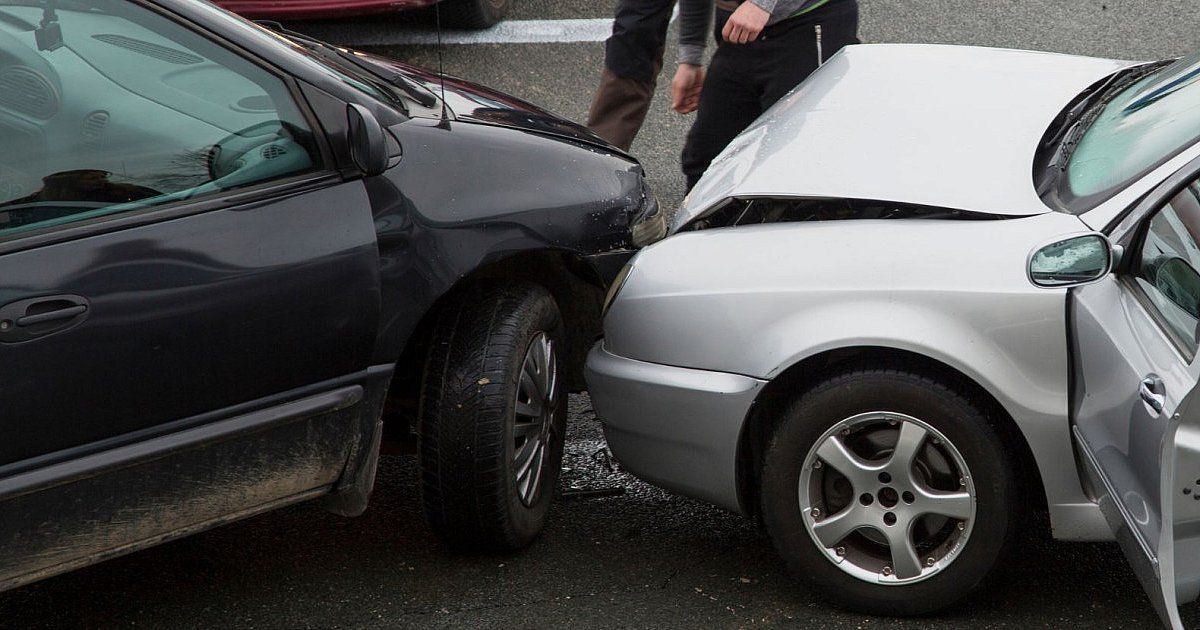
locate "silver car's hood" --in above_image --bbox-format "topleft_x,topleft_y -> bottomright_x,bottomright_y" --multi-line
674,44 -> 1133,230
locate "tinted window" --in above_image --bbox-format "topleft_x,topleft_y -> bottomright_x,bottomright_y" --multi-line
0,0 -> 320,237
1135,182 -> 1200,354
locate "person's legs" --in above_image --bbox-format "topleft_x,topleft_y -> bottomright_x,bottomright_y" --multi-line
586,0 -> 675,150
680,1 -> 861,190
587,69 -> 658,151
680,13 -> 766,191
758,0 -> 859,108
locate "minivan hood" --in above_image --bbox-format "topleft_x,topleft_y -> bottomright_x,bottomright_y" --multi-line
357,53 -> 625,155
674,44 -> 1133,230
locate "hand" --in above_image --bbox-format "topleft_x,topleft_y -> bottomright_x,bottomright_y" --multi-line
721,2 -> 770,44
671,64 -> 705,114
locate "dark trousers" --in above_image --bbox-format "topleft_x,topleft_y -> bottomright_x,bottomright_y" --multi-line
681,0 -> 859,190
586,0 -> 676,150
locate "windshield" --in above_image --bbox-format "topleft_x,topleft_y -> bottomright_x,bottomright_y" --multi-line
1065,51 -> 1200,206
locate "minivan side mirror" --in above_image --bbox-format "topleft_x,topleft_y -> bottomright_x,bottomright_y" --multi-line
346,103 -> 390,177
1028,233 -> 1114,287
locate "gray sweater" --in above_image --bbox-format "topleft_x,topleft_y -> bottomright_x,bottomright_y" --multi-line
677,0 -> 833,65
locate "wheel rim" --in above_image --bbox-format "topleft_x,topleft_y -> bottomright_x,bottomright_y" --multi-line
513,332 -> 557,507
798,412 -> 976,585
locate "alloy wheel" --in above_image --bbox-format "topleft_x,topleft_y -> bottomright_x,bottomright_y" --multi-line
798,411 -> 976,585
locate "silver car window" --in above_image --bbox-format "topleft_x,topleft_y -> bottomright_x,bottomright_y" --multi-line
1134,182 -> 1200,354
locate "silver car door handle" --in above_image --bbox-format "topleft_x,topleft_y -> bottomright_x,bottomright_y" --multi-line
1140,377 -> 1165,415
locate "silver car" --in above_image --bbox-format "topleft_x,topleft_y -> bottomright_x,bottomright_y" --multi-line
585,44 -> 1200,626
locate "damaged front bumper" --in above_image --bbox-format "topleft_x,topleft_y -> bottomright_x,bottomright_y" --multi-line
584,342 -> 766,514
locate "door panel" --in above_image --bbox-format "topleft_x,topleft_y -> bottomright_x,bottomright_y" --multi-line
0,0 -> 382,466
0,181 -> 380,467
1166,403 -> 1200,606
0,384 -> 366,592
1072,181 -> 1200,628
1073,278 -> 1188,557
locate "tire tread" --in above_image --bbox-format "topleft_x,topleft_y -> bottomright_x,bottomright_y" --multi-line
419,281 -> 562,551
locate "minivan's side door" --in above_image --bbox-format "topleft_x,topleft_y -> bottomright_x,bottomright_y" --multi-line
0,5 -> 380,474
0,0 -> 384,589
1072,173 -> 1200,629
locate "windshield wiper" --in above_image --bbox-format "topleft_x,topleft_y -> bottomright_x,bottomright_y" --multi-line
1044,61 -> 1170,171
330,47 -> 439,109
1043,62 -> 1166,152
1049,106 -> 1104,171
256,21 -> 438,110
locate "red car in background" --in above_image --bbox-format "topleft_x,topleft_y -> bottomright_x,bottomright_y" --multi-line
214,0 -> 508,28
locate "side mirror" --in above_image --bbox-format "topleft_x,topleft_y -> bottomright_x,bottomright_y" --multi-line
1028,234 -> 1114,287
346,103 -> 390,177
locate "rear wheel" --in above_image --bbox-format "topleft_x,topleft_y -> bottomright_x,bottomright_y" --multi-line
419,281 -> 565,551
760,368 -> 1019,615
438,0 -> 509,29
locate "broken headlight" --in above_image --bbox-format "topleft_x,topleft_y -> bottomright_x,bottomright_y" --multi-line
630,184 -> 666,247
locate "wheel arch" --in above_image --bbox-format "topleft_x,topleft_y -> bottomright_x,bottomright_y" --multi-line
382,249 -> 606,438
736,346 -> 1048,529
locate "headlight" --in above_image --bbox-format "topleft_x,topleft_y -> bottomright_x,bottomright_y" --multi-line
602,261 -> 634,317
630,186 -> 666,247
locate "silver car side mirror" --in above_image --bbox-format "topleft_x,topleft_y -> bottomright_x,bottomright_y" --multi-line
1028,233 -> 1114,287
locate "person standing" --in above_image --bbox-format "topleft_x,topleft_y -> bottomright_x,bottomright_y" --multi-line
672,0 -> 859,190
586,0 -> 709,151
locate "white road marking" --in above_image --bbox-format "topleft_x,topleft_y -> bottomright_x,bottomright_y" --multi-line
318,18 -> 611,47
315,8 -> 679,47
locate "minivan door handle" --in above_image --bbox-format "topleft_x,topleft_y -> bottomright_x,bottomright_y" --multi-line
0,295 -> 90,343
1140,376 -> 1166,415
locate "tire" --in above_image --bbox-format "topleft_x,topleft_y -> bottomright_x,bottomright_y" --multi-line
760,368 -> 1018,616
437,0 -> 509,29
419,281 -> 565,551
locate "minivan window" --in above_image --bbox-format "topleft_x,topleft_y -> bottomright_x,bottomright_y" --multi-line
0,0 -> 320,237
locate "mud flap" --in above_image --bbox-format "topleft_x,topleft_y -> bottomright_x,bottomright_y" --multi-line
323,365 -> 392,517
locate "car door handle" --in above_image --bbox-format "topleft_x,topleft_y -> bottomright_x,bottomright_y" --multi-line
16,304 -> 87,326
0,295 -> 90,343
1140,377 -> 1166,415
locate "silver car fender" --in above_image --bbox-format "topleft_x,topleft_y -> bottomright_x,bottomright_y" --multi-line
604,211 -> 1110,539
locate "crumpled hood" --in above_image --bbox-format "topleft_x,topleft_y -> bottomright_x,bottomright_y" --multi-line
357,52 -> 624,155
674,44 -> 1133,231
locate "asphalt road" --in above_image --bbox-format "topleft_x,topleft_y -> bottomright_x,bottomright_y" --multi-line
4,1 -> 1200,628
3,396 -> 1196,628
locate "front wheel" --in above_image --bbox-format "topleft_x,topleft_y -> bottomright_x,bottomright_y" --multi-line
419,281 -> 565,551
760,369 -> 1019,615
437,0 -> 509,29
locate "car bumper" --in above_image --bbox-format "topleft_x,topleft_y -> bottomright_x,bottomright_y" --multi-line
213,0 -> 437,20
585,343 -> 766,514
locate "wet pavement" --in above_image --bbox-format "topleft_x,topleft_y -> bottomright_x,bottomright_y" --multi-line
2,395 -> 1196,627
